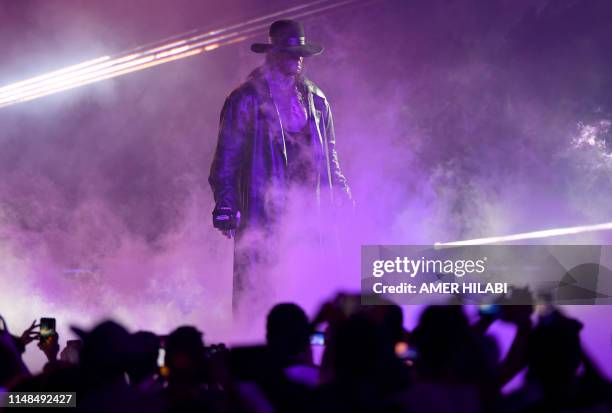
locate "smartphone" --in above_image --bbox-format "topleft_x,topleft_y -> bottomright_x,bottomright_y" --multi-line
310,331 -> 325,346
157,347 -> 166,368
395,341 -> 418,361
478,304 -> 501,319
39,317 -> 56,341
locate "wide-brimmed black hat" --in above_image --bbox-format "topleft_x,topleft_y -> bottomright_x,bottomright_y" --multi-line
251,20 -> 323,56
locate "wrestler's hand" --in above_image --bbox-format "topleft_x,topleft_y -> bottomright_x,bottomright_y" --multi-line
213,207 -> 240,239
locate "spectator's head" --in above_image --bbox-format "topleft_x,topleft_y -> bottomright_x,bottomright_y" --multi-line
0,316 -> 28,387
362,300 -> 405,346
266,303 -> 311,366
528,311 -> 583,386
412,306 -> 488,382
164,326 -> 205,384
126,331 -> 160,384
73,320 -> 133,386
0,337 -> 27,388
330,313 -> 387,383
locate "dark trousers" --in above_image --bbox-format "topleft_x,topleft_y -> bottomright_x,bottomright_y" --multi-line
231,226 -> 279,316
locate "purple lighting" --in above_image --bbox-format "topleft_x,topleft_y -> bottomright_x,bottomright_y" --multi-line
0,2 -> 611,409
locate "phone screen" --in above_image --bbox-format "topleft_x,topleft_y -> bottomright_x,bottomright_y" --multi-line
478,304 -> 501,318
157,347 -> 166,368
395,341 -> 418,361
40,317 -> 56,341
310,331 -> 325,346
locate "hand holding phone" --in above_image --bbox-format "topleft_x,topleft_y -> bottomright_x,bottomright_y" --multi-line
38,318 -> 59,362
39,317 -> 56,342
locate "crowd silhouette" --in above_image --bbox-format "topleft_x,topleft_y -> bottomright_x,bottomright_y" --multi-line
1,293 -> 611,413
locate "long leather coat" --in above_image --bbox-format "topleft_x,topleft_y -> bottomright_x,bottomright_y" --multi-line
209,67 -> 352,234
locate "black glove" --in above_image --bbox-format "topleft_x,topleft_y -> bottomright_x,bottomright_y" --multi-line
212,206 -> 240,231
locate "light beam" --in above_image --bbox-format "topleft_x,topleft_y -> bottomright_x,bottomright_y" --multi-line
0,0 -> 363,108
435,222 -> 612,247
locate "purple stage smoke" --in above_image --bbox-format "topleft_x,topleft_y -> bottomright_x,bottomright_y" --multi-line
0,0 -> 611,379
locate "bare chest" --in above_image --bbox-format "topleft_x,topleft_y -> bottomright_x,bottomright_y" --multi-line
270,88 -> 308,132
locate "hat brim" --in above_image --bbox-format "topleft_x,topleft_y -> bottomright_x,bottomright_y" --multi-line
250,42 -> 323,56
